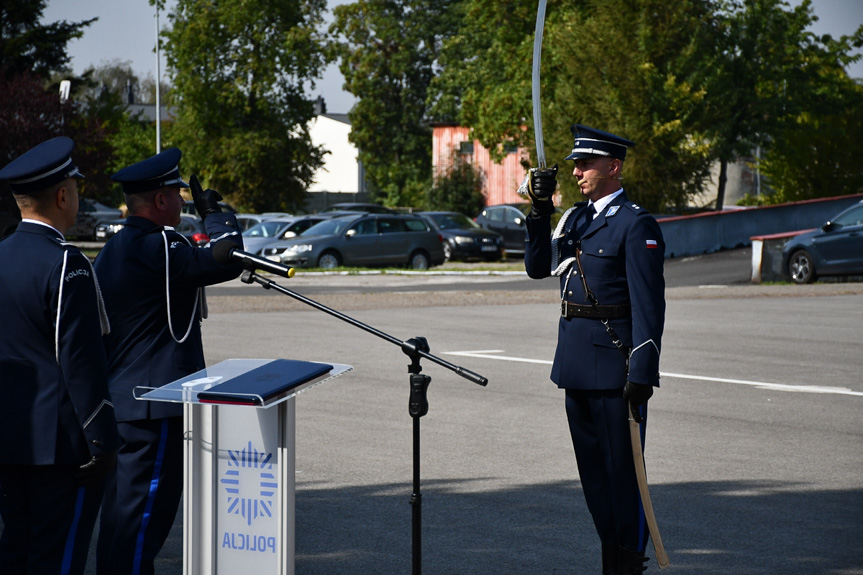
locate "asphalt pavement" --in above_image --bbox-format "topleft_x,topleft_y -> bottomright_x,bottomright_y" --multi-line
17,248 -> 863,574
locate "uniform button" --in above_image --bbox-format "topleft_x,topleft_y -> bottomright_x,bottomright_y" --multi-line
598,248 -> 604,254
567,240 -> 573,245
567,291 -> 573,296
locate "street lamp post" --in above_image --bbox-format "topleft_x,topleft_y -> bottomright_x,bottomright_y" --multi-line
155,4 -> 162,154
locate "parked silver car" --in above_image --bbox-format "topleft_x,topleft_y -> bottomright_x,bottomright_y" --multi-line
261,213 -> 445,269
242,215 -> 333,254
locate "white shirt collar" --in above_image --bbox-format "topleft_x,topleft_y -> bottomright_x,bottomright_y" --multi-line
21,218 -> 66,240
589,188 -> 624,218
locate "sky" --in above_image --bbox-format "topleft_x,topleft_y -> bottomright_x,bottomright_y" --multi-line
42,0 -> 863,115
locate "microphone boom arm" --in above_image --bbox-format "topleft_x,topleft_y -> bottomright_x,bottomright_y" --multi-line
239,270 -> 488,387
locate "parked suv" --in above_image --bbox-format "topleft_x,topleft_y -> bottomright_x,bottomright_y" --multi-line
261,213 -> 445,269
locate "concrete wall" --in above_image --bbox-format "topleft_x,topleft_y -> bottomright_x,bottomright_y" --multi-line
658,194 -> 863,259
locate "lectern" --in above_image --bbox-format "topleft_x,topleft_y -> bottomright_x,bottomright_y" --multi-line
136,358 -> 352,575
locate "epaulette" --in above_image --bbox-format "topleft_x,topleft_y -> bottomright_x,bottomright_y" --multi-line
623,201 -> 651,215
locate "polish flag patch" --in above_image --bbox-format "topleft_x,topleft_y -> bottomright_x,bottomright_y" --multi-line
646,239 -> 658,249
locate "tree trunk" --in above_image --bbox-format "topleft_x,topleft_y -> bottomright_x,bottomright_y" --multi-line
716,159 -> 728,211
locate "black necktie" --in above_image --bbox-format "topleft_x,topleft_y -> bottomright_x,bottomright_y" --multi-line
577,204 -> 596,236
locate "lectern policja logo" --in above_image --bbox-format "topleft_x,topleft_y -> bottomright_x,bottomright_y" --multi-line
221,441 -> 277,526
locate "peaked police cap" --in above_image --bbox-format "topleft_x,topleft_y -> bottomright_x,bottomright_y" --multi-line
564,124 -> 635,161
111,148 -> 190,194
0,137 -> 84,194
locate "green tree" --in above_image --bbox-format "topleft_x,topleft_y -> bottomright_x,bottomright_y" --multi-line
756,81 -> 863,203
425,152 -> 486,214
330,0 -> 460,208
546,0 -> 719,212
430,0 -> 863,212
1,0 -> 120,204
429,0 -> 538,162
432,0 -> 719,212
701,0 -> 863,208
163,0 -> 329,213
0,0 -> 94,80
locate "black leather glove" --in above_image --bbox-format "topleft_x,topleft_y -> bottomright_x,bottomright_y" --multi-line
528,165 -> 558,217
75,451 -> 117,486
623,381 -> 654,423
190,174 -> 223,219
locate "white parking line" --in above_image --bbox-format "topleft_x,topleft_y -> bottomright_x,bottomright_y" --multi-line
443,350 -> 863,397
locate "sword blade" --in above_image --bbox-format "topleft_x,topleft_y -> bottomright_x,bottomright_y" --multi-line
629,417 -> 670,568
532,0 -> 548,169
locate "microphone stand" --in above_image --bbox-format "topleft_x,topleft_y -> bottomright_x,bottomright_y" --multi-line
239,270 -> 488,575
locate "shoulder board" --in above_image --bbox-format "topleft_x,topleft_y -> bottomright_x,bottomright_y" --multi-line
623,201 -> 651,215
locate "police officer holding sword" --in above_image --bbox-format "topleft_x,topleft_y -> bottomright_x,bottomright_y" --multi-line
523,125 -> 666,574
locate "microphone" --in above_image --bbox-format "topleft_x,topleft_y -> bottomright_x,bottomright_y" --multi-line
212,241 -> 295,279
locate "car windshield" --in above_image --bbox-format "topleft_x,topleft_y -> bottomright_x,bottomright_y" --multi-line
243,220 -> 292,238
427,213 -> 479,230
302,215 -> 361,236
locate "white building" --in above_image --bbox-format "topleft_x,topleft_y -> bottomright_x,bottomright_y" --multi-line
307,103 -> 367,212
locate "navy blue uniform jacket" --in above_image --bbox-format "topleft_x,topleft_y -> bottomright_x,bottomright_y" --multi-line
524,192 -> 665,390
0,222 -> 120,464
94,214 -> 243,421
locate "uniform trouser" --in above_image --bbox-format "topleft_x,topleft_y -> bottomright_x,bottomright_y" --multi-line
97,417 -> 183,575
565,389 -> 649,553
0,463 -> 106,575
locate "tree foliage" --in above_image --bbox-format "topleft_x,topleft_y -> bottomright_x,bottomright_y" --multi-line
698,0 -> 863,207
427,0 -> 863,212
164,0 -> 329,213
425,152 -> 487,214
756,82 -> 863,203
0,0 -> 94,81
0,1 -> 119,204
330,0 -> 460,208
429,0 -> 538,161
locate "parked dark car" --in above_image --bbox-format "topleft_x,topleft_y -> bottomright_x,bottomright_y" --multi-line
418,211 -> 503,262
474,203 -> 532,256
68,198 -> 123,239
96,214 -> 211,246
242,214 -> 335,254
782,200 -> 863,284
260,213 -> 445,269
321,202 -> 395,214
475,203 -> 565,256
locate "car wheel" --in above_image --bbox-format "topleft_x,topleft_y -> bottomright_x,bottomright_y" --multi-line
317,251 -> 341,269
788,249 -> 816,284
409,251 -> 430,270
442,241 -> 454,262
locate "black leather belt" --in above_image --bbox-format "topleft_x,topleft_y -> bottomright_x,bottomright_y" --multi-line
561,301 -> 631,319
